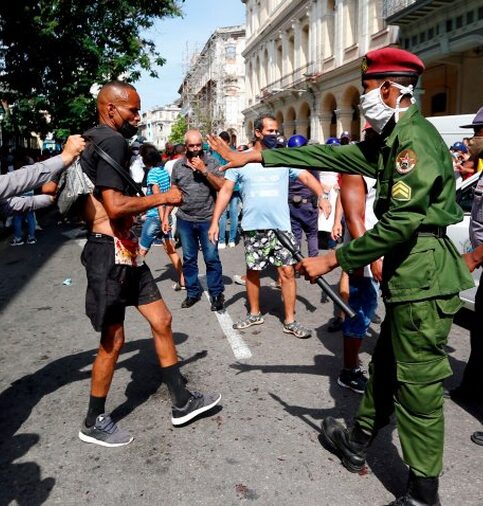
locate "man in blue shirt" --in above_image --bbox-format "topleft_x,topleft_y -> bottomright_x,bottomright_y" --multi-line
208,114 -> 330,338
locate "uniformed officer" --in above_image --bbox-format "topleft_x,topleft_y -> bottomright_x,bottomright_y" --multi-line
208,47 -> 474,506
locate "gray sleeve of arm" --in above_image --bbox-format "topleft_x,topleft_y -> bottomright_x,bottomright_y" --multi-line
0,195 -> 54,215
0,156 -> 64,199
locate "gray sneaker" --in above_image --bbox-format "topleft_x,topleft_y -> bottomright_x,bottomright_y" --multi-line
171,391 -> 221,426
78,414 -> 133,447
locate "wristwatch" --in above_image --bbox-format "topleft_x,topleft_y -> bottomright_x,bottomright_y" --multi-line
318,192 -> 330,202
200,170 -> 209,177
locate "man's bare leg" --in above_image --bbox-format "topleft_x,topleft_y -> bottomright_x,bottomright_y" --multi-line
91,323 -> 125,397
278,265 -> 296,323
136,298 -> 178,367
137,298 -> 221,424
163,238 -> 185,287
246,269 -> 261,314
83,323 -> 125,429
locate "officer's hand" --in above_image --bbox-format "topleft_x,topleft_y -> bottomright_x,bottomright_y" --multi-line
207,134 -> 262,171
296,251 -> 338,282
60,135 -> 86,166
208,224 -> 219,244
162,187 -> 182,206
370,258 -> 383,282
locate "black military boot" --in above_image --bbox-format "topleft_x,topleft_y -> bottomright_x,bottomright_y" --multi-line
320,417 -> 372,472
388,470 -> 441,506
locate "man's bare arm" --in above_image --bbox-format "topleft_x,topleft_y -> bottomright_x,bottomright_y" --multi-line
208,180 -> 235,244
101,187 -> 182,220
341,174 -> 382,281
340,175 -> 367,239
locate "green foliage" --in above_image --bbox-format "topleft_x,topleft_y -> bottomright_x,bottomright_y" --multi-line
169,115 -> 188,144
0,0 -> 184,141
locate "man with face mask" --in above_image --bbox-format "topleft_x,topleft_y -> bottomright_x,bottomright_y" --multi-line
208,48 -> 474,505
164,129 -> 226,311
208,115 -> 330,339
76,82 -> 221,447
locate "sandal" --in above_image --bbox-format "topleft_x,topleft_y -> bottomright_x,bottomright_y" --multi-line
283,321 -> 312,339
233,313 -> 264,329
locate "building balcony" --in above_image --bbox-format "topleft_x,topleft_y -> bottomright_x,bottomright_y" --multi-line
383,0 -> 453,25
259,62 -> 318,98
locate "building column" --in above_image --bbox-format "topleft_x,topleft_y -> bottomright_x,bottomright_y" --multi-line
310,112 -> 322,142
335,107 -> 353,135
281,30 -> 290,78
268,39 -> 277,86
293,20 -> 302,70
320,111 -> 333,142
334,0 -> 344,65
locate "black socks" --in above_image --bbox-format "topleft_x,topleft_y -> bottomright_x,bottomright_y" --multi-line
162,363 -> 191,408
85,395 -> 106,427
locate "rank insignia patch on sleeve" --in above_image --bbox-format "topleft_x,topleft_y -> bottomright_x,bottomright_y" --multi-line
392,181 -> 412,201
395,149 -> 417,174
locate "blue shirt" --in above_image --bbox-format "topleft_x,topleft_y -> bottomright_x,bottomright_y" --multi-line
225,162 -> 301,231
146,166 -> 170,218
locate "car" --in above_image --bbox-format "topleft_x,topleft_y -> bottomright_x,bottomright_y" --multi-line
446,172 -> 481,311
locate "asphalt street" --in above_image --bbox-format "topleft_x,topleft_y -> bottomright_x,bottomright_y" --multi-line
0,216 -> 482,506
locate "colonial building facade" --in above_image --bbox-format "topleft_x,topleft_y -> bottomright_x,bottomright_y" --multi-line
385,0 -> 483,116
241,0 -> 483,142
138,104 -> 181,149
178,25 -> 247,145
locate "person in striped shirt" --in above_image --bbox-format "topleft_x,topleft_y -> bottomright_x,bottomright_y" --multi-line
138,143 -> 185,290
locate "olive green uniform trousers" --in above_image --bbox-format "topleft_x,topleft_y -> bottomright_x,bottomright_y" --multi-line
356,294 -> 461,477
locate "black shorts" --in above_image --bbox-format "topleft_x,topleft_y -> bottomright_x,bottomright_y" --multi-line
81,233 -> 161,332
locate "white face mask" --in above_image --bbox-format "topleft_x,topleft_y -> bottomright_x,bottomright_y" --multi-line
359,82 -> 416,134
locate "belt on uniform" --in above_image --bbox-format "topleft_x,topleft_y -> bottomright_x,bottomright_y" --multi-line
417,225 -> 447,237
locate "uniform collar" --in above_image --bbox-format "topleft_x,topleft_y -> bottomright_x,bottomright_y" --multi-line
385,104 -> 420,147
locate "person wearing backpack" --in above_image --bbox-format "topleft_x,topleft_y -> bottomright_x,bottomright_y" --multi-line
77,81 -> 221,448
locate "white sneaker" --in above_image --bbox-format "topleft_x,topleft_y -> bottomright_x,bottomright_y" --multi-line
218,243 -> 226,249
233,274 -> 246,286
228,242 -> 236,248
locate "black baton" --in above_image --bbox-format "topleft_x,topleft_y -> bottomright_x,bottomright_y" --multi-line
274,229 -> 356,319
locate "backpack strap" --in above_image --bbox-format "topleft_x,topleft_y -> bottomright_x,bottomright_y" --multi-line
87,140 -> 145,197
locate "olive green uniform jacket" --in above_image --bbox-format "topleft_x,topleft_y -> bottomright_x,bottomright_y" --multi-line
262,105 -> 474,477
262,105 -> 474,302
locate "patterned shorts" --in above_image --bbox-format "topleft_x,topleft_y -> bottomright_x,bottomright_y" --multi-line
242,229 -> 297,270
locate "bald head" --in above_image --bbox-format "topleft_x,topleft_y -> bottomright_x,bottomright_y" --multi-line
96,81 -> 141,134
97,81 -> 137,110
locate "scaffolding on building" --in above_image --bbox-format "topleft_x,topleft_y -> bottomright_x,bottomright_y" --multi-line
179,26 -> 244,136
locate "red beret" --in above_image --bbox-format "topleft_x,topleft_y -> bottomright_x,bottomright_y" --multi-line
361,47 -> 425,79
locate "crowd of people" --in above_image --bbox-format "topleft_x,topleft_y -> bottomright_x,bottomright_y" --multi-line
1,47 -> 482,506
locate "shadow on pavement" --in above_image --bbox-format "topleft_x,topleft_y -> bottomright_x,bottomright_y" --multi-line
0,336 -> 207,505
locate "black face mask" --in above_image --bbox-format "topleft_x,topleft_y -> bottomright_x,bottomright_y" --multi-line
118,121 -> 138,139
186,149 -> 204,159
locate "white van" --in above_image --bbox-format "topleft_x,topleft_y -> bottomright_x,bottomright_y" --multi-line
447,172 -> 481,311
426,114 -> 474,147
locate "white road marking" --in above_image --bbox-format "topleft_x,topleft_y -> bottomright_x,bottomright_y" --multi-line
200,276 -> 252,360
